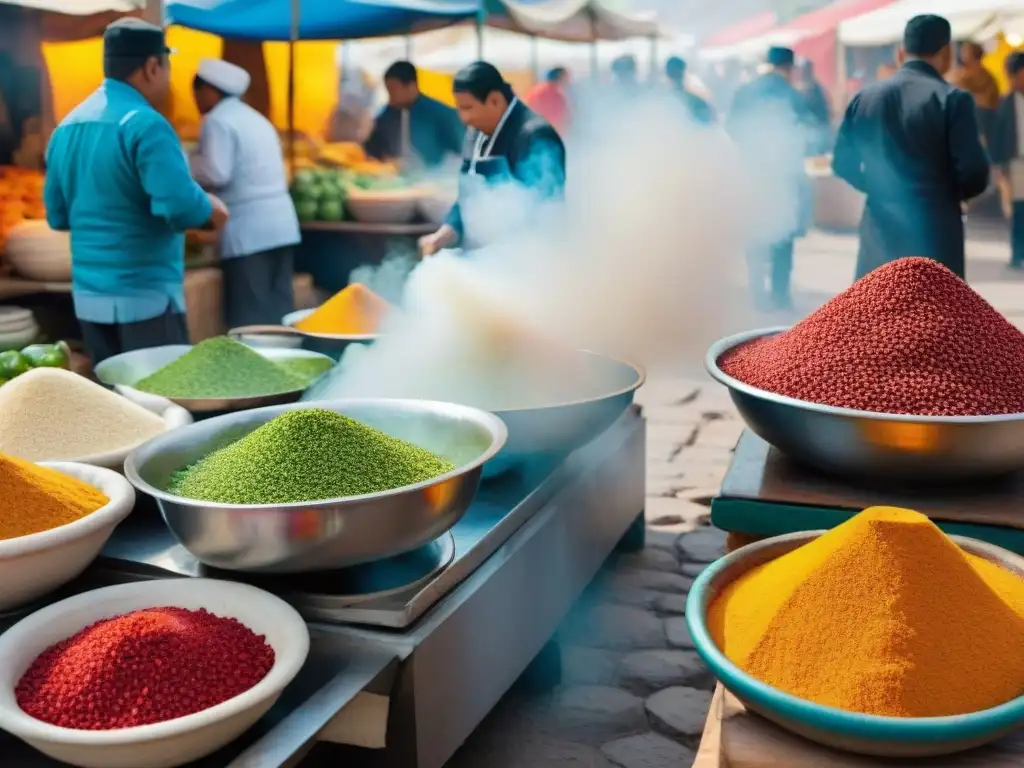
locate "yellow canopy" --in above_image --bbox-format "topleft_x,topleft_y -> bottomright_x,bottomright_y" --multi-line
41,26 -> 461,140
985,33 -> 1022,94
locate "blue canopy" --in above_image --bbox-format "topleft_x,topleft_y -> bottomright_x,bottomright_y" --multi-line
165,0 -> 479,41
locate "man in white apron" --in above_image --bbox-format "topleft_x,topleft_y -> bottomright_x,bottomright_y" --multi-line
189,59 -> 301,328
419,61 -> 566,256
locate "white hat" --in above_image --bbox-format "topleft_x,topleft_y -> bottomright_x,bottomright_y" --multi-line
197,58 -> 251,97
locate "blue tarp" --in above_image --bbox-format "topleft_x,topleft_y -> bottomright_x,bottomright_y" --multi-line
166,0 -> 659,42
165,0 -> 479,41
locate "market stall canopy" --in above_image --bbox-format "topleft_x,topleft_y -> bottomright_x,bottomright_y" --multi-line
701,0 -> 898,62
383,25 -> 683,72
0,0 -> 141,11
838,0 -> 1024,46
483,0 -> 662,42
165,0 -> 479,41
700,9 -> 777,47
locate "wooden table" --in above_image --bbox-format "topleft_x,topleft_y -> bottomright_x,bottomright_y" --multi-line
300,220 -> 436,236
295,219 -> 434,295
694,686 -> 1024,767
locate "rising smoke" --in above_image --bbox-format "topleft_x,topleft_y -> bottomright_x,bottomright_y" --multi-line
309,87 -> 797,409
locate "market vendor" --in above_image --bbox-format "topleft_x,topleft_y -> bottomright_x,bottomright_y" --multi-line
189,58 -> 300,329
363,61 -> 464,171
418,61 -> 567,256
43,19 -> 228,364
832,15 -> 989,280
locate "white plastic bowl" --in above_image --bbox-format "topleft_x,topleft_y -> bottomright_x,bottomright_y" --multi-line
0,463 -> 134,611
74,390 -> 193,471
0,579 -> 310,768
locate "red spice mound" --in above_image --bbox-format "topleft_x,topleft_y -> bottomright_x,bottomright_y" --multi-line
15,607 -> 275,730
719,257 -> 1024,416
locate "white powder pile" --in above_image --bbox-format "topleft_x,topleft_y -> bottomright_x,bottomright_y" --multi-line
0,368 -> 167,461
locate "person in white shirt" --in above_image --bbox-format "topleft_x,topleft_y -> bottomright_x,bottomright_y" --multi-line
189,58 -> 301,327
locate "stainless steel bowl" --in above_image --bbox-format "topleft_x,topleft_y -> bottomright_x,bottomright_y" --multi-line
485,351 -> 646,477
706,328 -> 1024,482
124,398 -> 507,573
228,309 -> 383,360
95,344 -> 334,414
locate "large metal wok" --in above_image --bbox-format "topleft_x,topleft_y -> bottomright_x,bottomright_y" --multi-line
303,350 -> 645,477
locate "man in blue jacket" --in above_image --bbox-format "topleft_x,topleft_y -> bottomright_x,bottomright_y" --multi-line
44,18 -> 227,363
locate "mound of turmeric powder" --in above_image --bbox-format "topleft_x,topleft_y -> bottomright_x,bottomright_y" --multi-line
295,283 -> 391,336
0,454 -> 109,540
709,506 -> 1024,718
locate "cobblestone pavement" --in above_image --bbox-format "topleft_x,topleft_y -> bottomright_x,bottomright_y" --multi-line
444,226 -> 1019,768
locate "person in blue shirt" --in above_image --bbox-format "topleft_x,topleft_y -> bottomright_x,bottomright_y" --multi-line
666,56 -> 714,126
363,61 -> 464,170
44,19 -> 227,364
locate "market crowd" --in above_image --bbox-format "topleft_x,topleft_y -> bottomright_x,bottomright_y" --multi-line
25,11 -> 1021,365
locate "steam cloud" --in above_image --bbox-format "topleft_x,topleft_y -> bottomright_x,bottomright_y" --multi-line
309,88 -> 792,409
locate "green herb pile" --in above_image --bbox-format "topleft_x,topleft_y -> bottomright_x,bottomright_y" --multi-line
275,357 -> 334,385
134,337 -> 305,399
167,408 -> 457,504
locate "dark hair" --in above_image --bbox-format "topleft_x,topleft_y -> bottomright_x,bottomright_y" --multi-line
383,60 -> 417,85
1007,51 -> 1024,76
903,14 -> 952,57
192,75 -> 226,97
104,54 -> 156,81
546,66 -> 567,83
665,56 -> 686,83
453,61 -> 513,102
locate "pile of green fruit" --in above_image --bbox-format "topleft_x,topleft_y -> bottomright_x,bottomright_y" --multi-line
291,167 -> 347,223
290,167 -> 411,223
0,341 -> 70,386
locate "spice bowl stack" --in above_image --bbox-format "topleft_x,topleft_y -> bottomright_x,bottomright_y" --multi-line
0,579 -> 309,768
0,462 -> 134,611
686,510 -> 1024,758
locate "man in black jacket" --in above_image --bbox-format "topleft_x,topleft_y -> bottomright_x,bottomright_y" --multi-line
833,14 -> 989,280
988,52 -> 1024,268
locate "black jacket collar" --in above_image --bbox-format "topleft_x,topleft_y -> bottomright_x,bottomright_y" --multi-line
901,60 -> 944,81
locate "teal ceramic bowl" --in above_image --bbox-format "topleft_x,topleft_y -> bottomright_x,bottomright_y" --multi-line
685,530 -> 1024,758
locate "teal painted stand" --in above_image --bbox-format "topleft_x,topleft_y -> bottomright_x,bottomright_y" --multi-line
712,431 -> 1024,556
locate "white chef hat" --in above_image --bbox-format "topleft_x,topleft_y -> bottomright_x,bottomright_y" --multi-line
197,58 -> 251,97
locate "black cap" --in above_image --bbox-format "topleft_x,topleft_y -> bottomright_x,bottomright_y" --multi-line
766,46 -> 795,67
103,18 -> 171,60
903,14 -> 951,57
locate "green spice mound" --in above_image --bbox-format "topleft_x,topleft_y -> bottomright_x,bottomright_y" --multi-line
275,356 -> 334,385
135,337 -> 305,399
168,408 -> 457,504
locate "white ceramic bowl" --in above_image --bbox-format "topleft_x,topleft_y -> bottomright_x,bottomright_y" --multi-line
0,579 -> 310,768
72,390 -> 193,471
0,324 -> 40,350
0,463 -> 134,611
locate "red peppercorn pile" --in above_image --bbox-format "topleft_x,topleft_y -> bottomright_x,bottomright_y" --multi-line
15,607 -> 275,730
719,257 -> 1024,416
